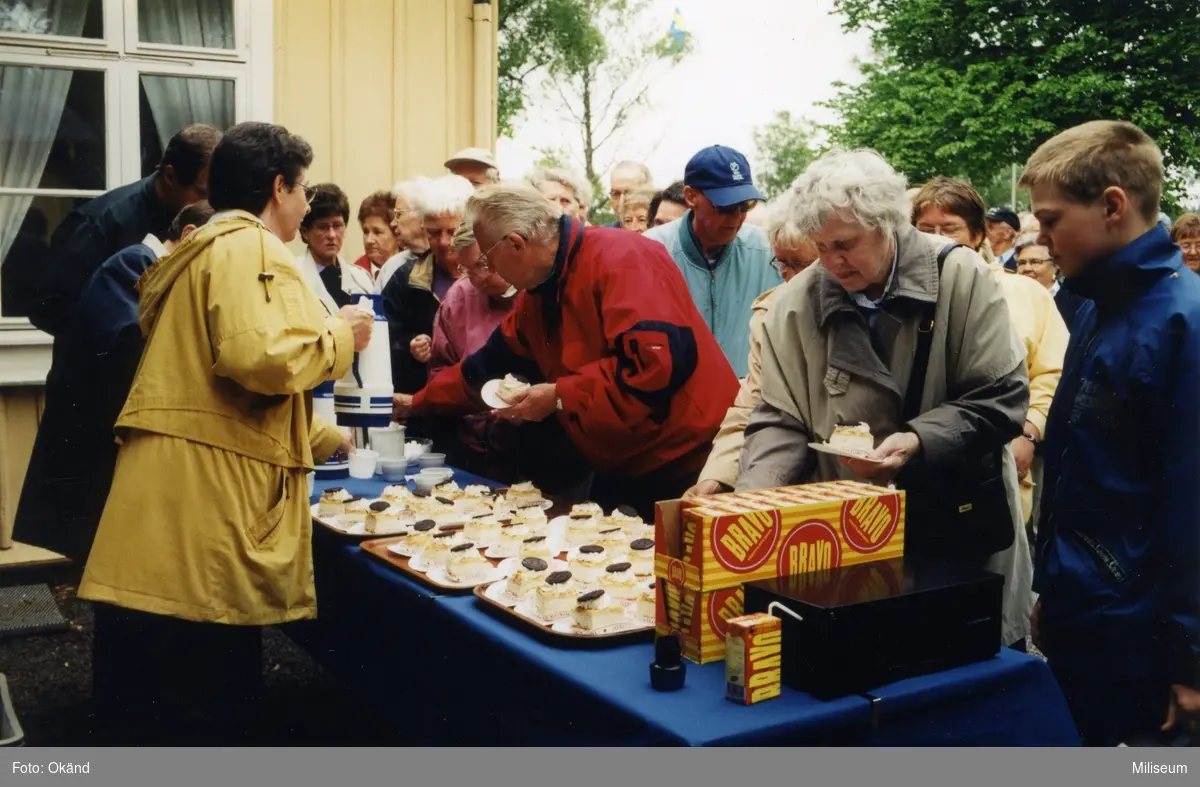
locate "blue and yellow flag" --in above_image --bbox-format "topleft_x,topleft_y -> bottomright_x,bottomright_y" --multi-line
666,7 -> 690,50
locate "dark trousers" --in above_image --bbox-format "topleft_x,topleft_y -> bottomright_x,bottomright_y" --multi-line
92,602 -> 263,745
1049,662 -> 1169,746
590,454 -> 704,522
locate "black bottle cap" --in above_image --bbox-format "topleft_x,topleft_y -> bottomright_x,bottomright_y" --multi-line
650,633 -> 686,692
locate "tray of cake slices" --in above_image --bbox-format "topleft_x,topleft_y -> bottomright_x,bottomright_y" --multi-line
311,479 -> 552,539
472,502 -> 659,640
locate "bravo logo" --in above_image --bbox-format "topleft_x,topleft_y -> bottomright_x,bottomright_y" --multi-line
711,510 -> 781,573
667,558 -> 686,587
840,494 -> 900,554
777,520 -> 842,576
707,586 -> 744,640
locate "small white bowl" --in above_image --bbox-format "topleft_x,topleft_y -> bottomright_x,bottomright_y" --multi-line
348,449 -> 380,480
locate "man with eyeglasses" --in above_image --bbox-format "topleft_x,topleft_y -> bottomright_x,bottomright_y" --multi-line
644,145 -> 779,377
295,183 -> 374,312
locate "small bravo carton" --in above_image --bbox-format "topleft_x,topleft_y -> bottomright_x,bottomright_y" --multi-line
655,481 -> 905,664
724,612 -> 783,705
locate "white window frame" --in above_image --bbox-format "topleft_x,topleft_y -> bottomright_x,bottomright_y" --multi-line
0,0 -> 272,383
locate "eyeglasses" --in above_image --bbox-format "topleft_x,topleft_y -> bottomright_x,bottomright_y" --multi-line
1180,241 -> 1200,253
477,238 -> 506,271
770,257 -> 816,276
916,223 -> 968,237
1017,258 -> 1053,267
301,183 -> 317,204
713,199 -> 758,216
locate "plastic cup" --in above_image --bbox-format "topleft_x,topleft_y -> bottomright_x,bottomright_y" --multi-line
348,449 -> 379,479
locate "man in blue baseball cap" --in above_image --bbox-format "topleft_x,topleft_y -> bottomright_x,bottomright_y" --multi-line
644,145 -> 780,377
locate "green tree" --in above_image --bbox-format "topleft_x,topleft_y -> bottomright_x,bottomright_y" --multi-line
824,0 -> 1200,209
753,111 -> 819,199
540,0 -> 692,217
497,0 -> 603,137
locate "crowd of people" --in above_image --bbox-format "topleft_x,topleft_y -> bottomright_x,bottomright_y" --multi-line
9,116 -> 1199,747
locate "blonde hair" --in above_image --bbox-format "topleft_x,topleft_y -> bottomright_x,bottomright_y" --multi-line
468,183 -> 563,244
1019,120 -> 1164,223
619,188 -> 655,217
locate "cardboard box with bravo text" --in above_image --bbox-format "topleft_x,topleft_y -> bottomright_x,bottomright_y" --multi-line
654,481 -> 905,664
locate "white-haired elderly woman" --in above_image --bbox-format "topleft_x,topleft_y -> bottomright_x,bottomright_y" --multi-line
685,204 -> 819,498
529,167 -> 591,224
737,149 -> 1035,650
377,177 -> 432,291
381,174 -> 475,394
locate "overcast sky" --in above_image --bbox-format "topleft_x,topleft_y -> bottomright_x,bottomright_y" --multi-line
497,0 -> 874,189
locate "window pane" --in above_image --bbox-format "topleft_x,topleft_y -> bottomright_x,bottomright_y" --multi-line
0,0 -> 102,39
0,195 -> 86,318
138,0 -> 234,50
0,66 -> 106,191
138,74 -> 234,177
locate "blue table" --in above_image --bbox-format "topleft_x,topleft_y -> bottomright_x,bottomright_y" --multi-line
294,473 -> 1080,746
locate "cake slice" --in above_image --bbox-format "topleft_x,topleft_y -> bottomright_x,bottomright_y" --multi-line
829,422 -> 874,453
598,562 -> 640,600
317,486 -> 352,517
341,497 -> 370,525
445,543 -> 491,583
519,535 -> 554,562
636,581 -> 657,620
629,538 -> 655,576
572,589 -> 627,631
506,557 -> 550,598
534,570 -> 577,619
569,544 -> 608,583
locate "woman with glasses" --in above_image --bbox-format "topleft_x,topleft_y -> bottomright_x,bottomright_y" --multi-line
1014,234 -> 1088,331
295,182 -> 375,311
685,207 -> 818,498
1172,212 -> 1200,274
738,151 -> 1035,652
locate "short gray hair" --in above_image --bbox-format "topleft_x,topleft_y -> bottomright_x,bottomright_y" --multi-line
1013,233 -> 1044,256
391,177 -> 430,205
527,167 -> 592,210
611,160 -> 652,186
761,201 -> 810,249
468,182 -> 563,244
782,149 -> 909,238
414,174 -> 476,220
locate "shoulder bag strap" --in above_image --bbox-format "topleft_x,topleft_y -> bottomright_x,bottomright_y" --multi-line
902,243 -> 963,422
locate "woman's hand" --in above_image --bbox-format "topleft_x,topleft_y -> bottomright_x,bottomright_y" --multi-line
683,479 -> 727,500
410,334 -> 432,363
338,305 -> 374,352
338,430 -> 356,456
841,431 -> 921,481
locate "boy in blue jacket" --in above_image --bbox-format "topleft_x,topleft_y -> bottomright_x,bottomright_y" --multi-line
1023,121 -> 1200,745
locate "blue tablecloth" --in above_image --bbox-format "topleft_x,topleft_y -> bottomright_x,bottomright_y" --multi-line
295,473 -> 1080,746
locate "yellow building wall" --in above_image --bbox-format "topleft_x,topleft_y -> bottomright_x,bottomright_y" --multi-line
0,0 -> 498,553
274,0 -> 498,260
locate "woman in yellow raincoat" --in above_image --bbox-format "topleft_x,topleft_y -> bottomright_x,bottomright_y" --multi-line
79,122 -> 374,744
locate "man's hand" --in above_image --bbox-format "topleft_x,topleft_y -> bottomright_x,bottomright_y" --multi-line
683,479 -> 727,500
392,393 -> 413,422
496,383 -> 557,423
338,305 -> 374,352
1163,684 -> 1200,735
841,431 -> 920,482
410,334 -> 432,363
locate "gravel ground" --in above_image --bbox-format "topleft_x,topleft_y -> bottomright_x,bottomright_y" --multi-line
0,580 -> 396,746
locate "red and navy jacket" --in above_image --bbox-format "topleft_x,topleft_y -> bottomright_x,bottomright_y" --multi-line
413,216 -> 738,478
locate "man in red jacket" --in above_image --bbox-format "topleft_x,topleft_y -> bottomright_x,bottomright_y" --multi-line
395,182 -> 738,518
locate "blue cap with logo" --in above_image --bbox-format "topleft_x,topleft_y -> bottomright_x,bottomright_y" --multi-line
683,145 -> 765,208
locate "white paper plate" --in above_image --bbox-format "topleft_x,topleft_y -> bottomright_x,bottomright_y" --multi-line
482,579 -> 523,608
514,597 -> 571,625
551,614 -> 646,637
807,442 -> 882,462
408,553 -> 443,573
387,540 -> 423,558
426,564 -> 509,589
481,378 -> 524,410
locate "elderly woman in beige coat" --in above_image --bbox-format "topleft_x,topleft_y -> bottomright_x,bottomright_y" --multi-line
737,150 -> 1035,649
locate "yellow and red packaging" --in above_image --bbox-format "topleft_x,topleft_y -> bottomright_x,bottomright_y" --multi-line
724,612 -> 783,705
654,481 -> 905,664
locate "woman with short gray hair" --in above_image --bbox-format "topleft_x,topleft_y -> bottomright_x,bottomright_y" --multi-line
528,167 -> 591,223
737,149 -> 1035,650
